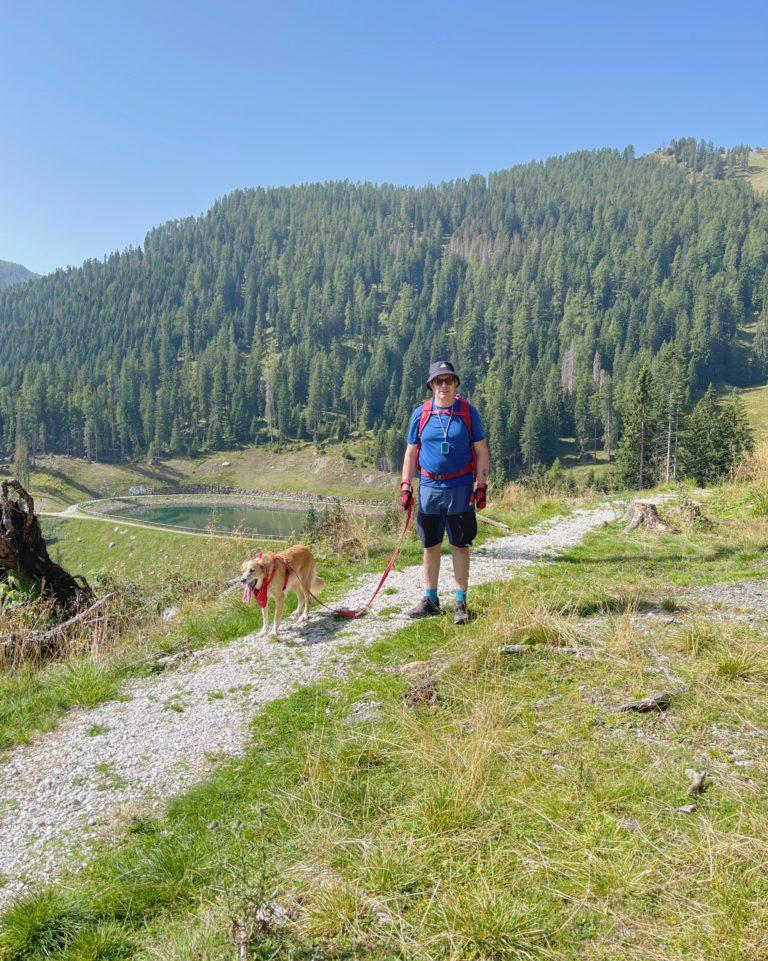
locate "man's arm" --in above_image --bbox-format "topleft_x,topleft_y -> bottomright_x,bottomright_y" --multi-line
473,439 -> 490,487
401,443 -> 418,487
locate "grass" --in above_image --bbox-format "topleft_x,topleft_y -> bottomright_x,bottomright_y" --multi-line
747,149 -> 768,195
736,382 -> 768,436
0,486 -> 552,753
13,436 -> 394,513
40,516 -> 262,592
4,482 -> 768,957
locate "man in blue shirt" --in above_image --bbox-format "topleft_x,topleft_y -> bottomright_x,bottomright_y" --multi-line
400,361 -> 490,625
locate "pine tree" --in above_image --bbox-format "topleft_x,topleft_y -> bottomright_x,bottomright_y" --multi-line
718,391 -> 754,477
678,385 -> 720,484
615,365 -> 659,489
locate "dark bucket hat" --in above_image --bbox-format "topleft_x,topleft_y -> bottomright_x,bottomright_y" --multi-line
426,360 -> 460,389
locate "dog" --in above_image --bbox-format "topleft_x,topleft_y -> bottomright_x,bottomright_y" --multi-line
240,544 -> 324,638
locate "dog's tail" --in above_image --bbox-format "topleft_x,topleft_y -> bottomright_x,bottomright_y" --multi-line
311,574 -> 324,594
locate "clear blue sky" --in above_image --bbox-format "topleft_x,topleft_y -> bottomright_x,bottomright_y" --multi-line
2,0 -> 766,275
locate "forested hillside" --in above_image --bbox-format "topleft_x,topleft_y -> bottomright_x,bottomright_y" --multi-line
1,143 -> 767,478
0,260 -> 37,290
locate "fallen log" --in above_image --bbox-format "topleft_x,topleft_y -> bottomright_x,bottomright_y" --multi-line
1,479 -> 93,612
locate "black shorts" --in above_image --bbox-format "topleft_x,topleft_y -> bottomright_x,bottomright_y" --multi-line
417,507 -> 477,549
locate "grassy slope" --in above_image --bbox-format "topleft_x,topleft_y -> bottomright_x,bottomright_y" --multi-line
747,150 -> 768,195
4,480 -> 768,958
0,515 -> 420,754
2,438 -> 393,512
738,382 -> 768,435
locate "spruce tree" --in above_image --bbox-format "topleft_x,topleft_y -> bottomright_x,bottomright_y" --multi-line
678,385 -> 721,484
615,365 -> 659,489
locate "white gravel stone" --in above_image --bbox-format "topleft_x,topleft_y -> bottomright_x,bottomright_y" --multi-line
0,506 -> 612,909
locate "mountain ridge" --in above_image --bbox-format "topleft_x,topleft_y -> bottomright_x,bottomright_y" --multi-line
0,259 -> 38,290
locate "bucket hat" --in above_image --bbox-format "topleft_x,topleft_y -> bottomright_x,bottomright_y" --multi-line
426,360 -> 460,389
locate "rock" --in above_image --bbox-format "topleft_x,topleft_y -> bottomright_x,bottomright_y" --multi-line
108,542 -> 115,548
677,804 -> 697,814
221,461 -> 231,467
162,607 -> 180,622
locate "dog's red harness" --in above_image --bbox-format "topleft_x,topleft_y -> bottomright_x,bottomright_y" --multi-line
242,507 -> 413,620
242,552 -> 290,609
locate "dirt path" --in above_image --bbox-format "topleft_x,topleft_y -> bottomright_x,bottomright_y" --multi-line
0,506 -> 614,910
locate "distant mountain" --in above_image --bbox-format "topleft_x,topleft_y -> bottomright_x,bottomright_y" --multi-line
0,259 -> 38,290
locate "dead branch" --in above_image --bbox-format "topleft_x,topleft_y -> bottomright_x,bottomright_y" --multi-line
687,770 -> 710,795
618,690 -> 677,713
0,594 -> 113,660
499,643 -> 593,657
477,514 -> 511,531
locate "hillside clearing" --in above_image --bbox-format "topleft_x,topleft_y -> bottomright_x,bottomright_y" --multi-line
7,441 -> 393,513
747,149 -> 768,195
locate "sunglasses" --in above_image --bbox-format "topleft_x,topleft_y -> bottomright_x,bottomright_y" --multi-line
432,376 -> 457,387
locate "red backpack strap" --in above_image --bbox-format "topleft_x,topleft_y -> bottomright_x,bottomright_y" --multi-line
416,399 -> 433,440
455,396 -> 473,443
414,399 -> 432,472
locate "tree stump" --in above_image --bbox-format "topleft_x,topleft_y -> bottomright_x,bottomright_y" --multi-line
0,480 -> 93,612
623,500 -> 666,533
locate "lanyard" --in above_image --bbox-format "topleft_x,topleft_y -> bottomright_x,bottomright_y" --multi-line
435,404 -> 454,454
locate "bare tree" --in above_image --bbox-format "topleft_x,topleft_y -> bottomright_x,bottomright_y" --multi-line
561,341 -> 576,395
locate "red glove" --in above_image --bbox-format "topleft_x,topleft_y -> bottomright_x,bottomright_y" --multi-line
400,482 -> 413,511
473,485 -> 488,510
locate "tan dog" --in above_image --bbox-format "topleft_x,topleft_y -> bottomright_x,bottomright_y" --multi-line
241,544 -> 324,638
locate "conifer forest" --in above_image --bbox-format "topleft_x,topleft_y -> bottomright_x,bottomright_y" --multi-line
1,140 -> 766,485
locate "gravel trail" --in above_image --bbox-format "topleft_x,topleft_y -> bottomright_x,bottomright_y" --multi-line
0,505 -> 613,909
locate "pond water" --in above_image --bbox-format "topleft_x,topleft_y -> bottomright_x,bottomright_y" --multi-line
109,501 -> 308,538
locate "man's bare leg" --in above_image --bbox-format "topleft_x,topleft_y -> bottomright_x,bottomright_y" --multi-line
451,545 -> 470,591
423,544 -> 442,589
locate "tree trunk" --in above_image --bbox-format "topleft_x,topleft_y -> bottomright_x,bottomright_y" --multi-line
0,480 -> 93,612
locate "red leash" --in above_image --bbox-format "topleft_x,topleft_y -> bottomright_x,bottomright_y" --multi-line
268,505 -> 413,620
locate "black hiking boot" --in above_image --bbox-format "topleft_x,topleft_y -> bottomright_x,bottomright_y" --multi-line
453,600 -> 475,626
408,595 -> 442,619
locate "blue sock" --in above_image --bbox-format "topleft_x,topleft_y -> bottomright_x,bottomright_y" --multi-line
425,588 -> 439,605
455,589 -> 467,604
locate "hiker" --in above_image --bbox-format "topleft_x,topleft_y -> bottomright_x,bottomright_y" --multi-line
400,361 -> 489,625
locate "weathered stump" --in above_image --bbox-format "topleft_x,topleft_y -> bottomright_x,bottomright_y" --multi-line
623,500 -> 666,533
0,479 -> 92,612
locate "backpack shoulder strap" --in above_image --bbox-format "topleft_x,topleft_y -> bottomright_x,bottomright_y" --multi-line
455,396 -> 474,442
416,399 -> 433,441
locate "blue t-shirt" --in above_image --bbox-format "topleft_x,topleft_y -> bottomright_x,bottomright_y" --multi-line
407,399 -> 486,489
